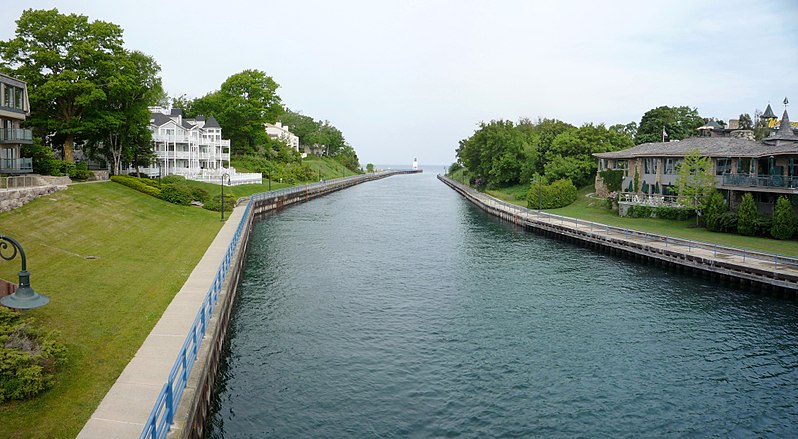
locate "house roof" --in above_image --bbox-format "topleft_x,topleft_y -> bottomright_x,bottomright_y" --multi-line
594,136 -> 798,160
150,112 -> 173,127
762,110 -> 798,143
762,104 -> 776,119
204,115 -> 221,129
698,120 -> 724,130
170,108 -> 183,117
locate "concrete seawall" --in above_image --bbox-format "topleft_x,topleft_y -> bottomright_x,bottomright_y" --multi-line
79,171 -> 415,439
439,175 -> 798,297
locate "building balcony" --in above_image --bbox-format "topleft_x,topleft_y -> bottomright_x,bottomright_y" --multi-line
0,128 -> 33,144
0,157 -> 33,174
721,174 -> 798,190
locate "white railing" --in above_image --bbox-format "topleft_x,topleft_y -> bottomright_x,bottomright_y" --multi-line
618,193 -> 681,206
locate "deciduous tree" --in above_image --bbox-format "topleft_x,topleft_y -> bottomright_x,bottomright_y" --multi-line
676,149 -> 715,214
636,106 -> 704,144
0,8 -> 126,162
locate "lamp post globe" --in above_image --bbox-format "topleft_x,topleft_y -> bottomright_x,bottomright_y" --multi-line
0,235 -> 49,310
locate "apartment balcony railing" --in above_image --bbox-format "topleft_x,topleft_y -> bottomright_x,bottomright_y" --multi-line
721,174 -> 798,190
0,128 -> 33,144
0,157 -> 33,173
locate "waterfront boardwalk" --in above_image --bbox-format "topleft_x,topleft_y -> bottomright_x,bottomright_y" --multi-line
440,175 -> 798,294
77,205 -> 247,439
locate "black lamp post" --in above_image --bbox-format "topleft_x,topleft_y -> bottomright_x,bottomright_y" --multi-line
536,175 -> 543,211
268,173 -> 271,191
0,235 -> 49,309
220,173 -> 230,222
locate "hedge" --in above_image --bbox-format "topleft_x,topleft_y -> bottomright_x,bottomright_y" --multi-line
110,175 -> 162,199
527,179 -> 578,209
160,183 -> 193,206
626,205 -> 694,220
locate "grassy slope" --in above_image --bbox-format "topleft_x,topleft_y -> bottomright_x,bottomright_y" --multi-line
213,155 -> 359,199
0,182 -> 222,439
485,184 -> 798,257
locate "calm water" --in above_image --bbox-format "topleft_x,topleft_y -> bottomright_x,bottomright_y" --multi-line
207,172 -> 798,438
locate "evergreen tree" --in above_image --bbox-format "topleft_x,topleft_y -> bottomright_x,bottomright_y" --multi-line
737,192 -> 758,236
704,191 -> 728,231
770,196 -> 796,240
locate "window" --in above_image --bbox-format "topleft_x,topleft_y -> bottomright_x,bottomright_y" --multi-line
14,87 -> 22,109
737,158 -> 751,175
3,85 -> 11,107
644,158 -> 658,174
716,158 -> 732,175
664,158 -> 681,174
613,160 -> 627,170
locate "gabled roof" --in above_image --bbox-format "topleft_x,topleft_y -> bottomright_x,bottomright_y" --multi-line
594,136 -> 797,159
762,104 -> 776,119
150,112 -> 173,127
182,120 -> 195,130
204,115 -> 221,129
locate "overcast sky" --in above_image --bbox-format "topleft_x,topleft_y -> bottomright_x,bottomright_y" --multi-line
2,1 -> 797,166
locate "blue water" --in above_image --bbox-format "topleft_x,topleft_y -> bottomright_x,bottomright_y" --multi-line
207,172 -> 798,438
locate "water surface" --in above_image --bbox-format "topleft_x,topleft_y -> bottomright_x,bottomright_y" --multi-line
208,172 -> 798,438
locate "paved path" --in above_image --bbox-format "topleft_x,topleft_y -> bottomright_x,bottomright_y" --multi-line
77,205 -> 246,439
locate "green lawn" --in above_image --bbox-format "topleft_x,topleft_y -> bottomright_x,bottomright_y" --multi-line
0,182 -> 223,438
485,184 -> 798,257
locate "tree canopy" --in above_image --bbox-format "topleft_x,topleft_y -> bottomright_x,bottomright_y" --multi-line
192,69 -> 283,155
635,105 -> 704,144
0,8 -> 130,162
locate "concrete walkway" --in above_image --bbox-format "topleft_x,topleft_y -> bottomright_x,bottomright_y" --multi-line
77,205 -> 247,439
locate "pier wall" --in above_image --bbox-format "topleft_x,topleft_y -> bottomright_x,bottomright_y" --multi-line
439,175 -> 798,298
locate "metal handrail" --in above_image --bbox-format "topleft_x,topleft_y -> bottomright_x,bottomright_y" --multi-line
440,175 -> 798,272
140,170 -> 409,439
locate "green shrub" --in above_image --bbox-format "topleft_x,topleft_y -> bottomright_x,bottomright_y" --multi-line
754,216 -> 772,238
161,175 -> 186,185
654,205 -> 694,220
21,140 -> 59,176
110,175 -> 162,198
190,187 -> 210,203
0,307 -> 67,402
527,179 -> 578,209
599,169 -> 624,192
160,183 -> 193,206
140,178 -> 160,188
704,191 -> 728,231
737,192 -> 758,236
714,211 -> 738,233
771,196 -> 797,240
627,205 -> 654,218
202,193 -> 236,212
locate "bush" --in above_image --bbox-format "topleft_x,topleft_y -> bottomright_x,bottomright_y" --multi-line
0,307 -> 67,402
737,192 -> 758,236
654,205 -> 694,220
599,169 -> 624,193
161,175 -> 186,185
202,193 -> 236,212
771,196 -> 797,240
704,191 -> 728,232
754,216 -> 772,238
527,179 -> 578,209
110,175 -> 162,198
190,187 -> 210,203
627,205 -> 654,218
160,183 -> 193,206
714,211 -> 738,233
21,140 -> 59,176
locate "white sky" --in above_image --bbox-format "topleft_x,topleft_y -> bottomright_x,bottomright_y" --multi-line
2,0 -> 797,166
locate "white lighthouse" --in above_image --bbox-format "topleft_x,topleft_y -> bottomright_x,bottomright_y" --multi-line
412,157 -> 418,171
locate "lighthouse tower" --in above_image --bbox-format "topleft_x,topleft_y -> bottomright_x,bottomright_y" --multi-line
412,157 -> 418,171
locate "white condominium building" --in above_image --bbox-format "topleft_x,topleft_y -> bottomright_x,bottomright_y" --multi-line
265,122 -> 300,151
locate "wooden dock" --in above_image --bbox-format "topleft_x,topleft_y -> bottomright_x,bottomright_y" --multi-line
439,175 -> 798,297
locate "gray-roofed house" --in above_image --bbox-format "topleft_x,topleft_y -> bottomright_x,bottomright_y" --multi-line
594,108 -> 798,214
0,73 -> 32,174
136,106 -> 261,185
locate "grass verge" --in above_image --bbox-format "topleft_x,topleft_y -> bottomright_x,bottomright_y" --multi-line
0,182 -> 222,438
484,184 -> 798,257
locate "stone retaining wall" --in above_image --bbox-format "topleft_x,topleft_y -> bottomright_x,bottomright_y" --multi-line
0,185 -> 67,213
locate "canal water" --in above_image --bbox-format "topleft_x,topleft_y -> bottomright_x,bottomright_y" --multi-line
207,172 -> 798,438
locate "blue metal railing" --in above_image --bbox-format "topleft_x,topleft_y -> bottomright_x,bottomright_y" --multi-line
140,199 -> 251,439
139,171 -> 408,439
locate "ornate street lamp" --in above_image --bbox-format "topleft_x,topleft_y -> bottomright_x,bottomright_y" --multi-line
0,235 -> 49,309
220,173 -> 230,222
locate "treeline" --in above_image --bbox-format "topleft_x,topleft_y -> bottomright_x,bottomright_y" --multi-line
454,118 -> 635,189
0,8 -> 360,174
